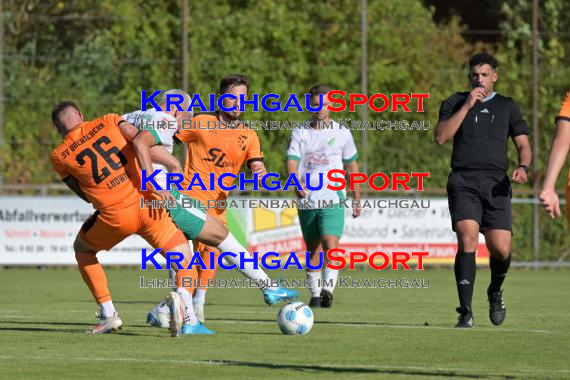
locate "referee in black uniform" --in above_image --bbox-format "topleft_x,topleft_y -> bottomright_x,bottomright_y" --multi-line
435,53 -> 532,328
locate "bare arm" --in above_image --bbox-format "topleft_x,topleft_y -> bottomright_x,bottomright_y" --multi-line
539,119 -> 570,218
118,121 -> 155,177
514,134 -> 532,167
435,87 -> 485,145
150,145 -> 183,173
63,176 -> 90,203
132,131 -> 159,183
344,160 -> 361,218
118,121 -> 174,201
510,134 -> 532,184
542,119 -> 570,190
286,159 -> 299,177
286,159 -> 306,198
118,120 -> 182,178
117,120 -> 139,141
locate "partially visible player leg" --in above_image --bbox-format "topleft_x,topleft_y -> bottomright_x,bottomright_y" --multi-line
74,209 -> 132,334
448,173 -> 484,328
453,220 -> 480,328
480,173 -> 512,326
148,267 -> 177,328
166,239 -> 214,336
193,241 -> 219,323
158,238 -> 213,336
318,204 -> 345,308
299,208 -> 322,306
196,215 -> 299,305
74,237 -> 123,334
306,242 -> 323,308
139,203 -> 214,336
146,194 -> 207,329
483,229 -> 511,326
148,191 -> 298,328
320,235 -> 340,308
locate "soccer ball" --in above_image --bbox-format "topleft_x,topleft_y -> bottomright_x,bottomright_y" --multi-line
277,302 -> 314,335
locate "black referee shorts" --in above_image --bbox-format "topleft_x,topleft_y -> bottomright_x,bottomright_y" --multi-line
446,170 -> 512,232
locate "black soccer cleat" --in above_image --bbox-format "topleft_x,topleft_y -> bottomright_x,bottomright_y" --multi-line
309,296 -> 321,308
488,287 -> 506,325
455,307 -> 474,328
320,289 -> 333,308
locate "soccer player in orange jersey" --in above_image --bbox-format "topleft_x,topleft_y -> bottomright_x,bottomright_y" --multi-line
540,92 -> 570,226
171,74 -> 298,322
127,85 -> 297,327
50,101 -> 212,336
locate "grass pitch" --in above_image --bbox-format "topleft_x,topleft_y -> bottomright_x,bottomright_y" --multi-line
0,267 -> 569,379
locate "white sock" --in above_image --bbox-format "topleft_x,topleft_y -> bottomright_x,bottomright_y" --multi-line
193,288 -> 207,305
176,288 -> 198,325
323,267 -> 339,293
307,271 -> 322,297
99,301 -> 116,318
154,299 -> 169,314
217,233 -> 276,290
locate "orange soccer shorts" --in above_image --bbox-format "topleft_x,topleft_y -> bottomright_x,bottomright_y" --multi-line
79,194 -> 185,252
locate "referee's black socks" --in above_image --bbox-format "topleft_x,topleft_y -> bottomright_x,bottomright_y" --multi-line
454,251 -> 476,311
489,253 -> 511,294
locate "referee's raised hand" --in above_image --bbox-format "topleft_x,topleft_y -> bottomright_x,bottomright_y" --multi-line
464,85 -> 486,109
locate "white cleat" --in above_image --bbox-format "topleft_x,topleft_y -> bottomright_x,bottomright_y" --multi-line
88,312 -> 123,334
166,292 -> 185,337
146,309 -> 170,328
194,303 -> 205,323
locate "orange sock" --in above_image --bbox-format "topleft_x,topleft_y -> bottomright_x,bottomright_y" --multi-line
75,252 -> 111,304
196,247 -> 219,291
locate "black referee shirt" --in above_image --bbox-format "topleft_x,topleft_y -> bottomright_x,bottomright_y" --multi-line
438,92 -> 529,172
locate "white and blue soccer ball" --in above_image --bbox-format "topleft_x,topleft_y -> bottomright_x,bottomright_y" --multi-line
277,302 -> 314,335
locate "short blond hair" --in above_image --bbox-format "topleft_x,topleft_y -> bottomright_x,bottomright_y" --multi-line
159,89 -> 192,112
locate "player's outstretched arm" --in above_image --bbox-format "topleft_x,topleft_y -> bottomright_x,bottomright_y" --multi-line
539,119 -> 570,219
63,176 -> 90,203
511,134 -> 532,185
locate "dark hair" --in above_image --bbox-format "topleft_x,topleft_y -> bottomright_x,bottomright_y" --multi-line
219,74 -> 249,94
51,101 -> 80,129
469,53 -> 498,69
309,85 -> 332,97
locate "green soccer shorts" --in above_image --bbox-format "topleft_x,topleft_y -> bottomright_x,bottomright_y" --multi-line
166,189 -> 207,240
298,203 -> 345,244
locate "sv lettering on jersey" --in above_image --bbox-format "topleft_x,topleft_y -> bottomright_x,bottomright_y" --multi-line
203,148 -> 234,168
62,123 -> 106,159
